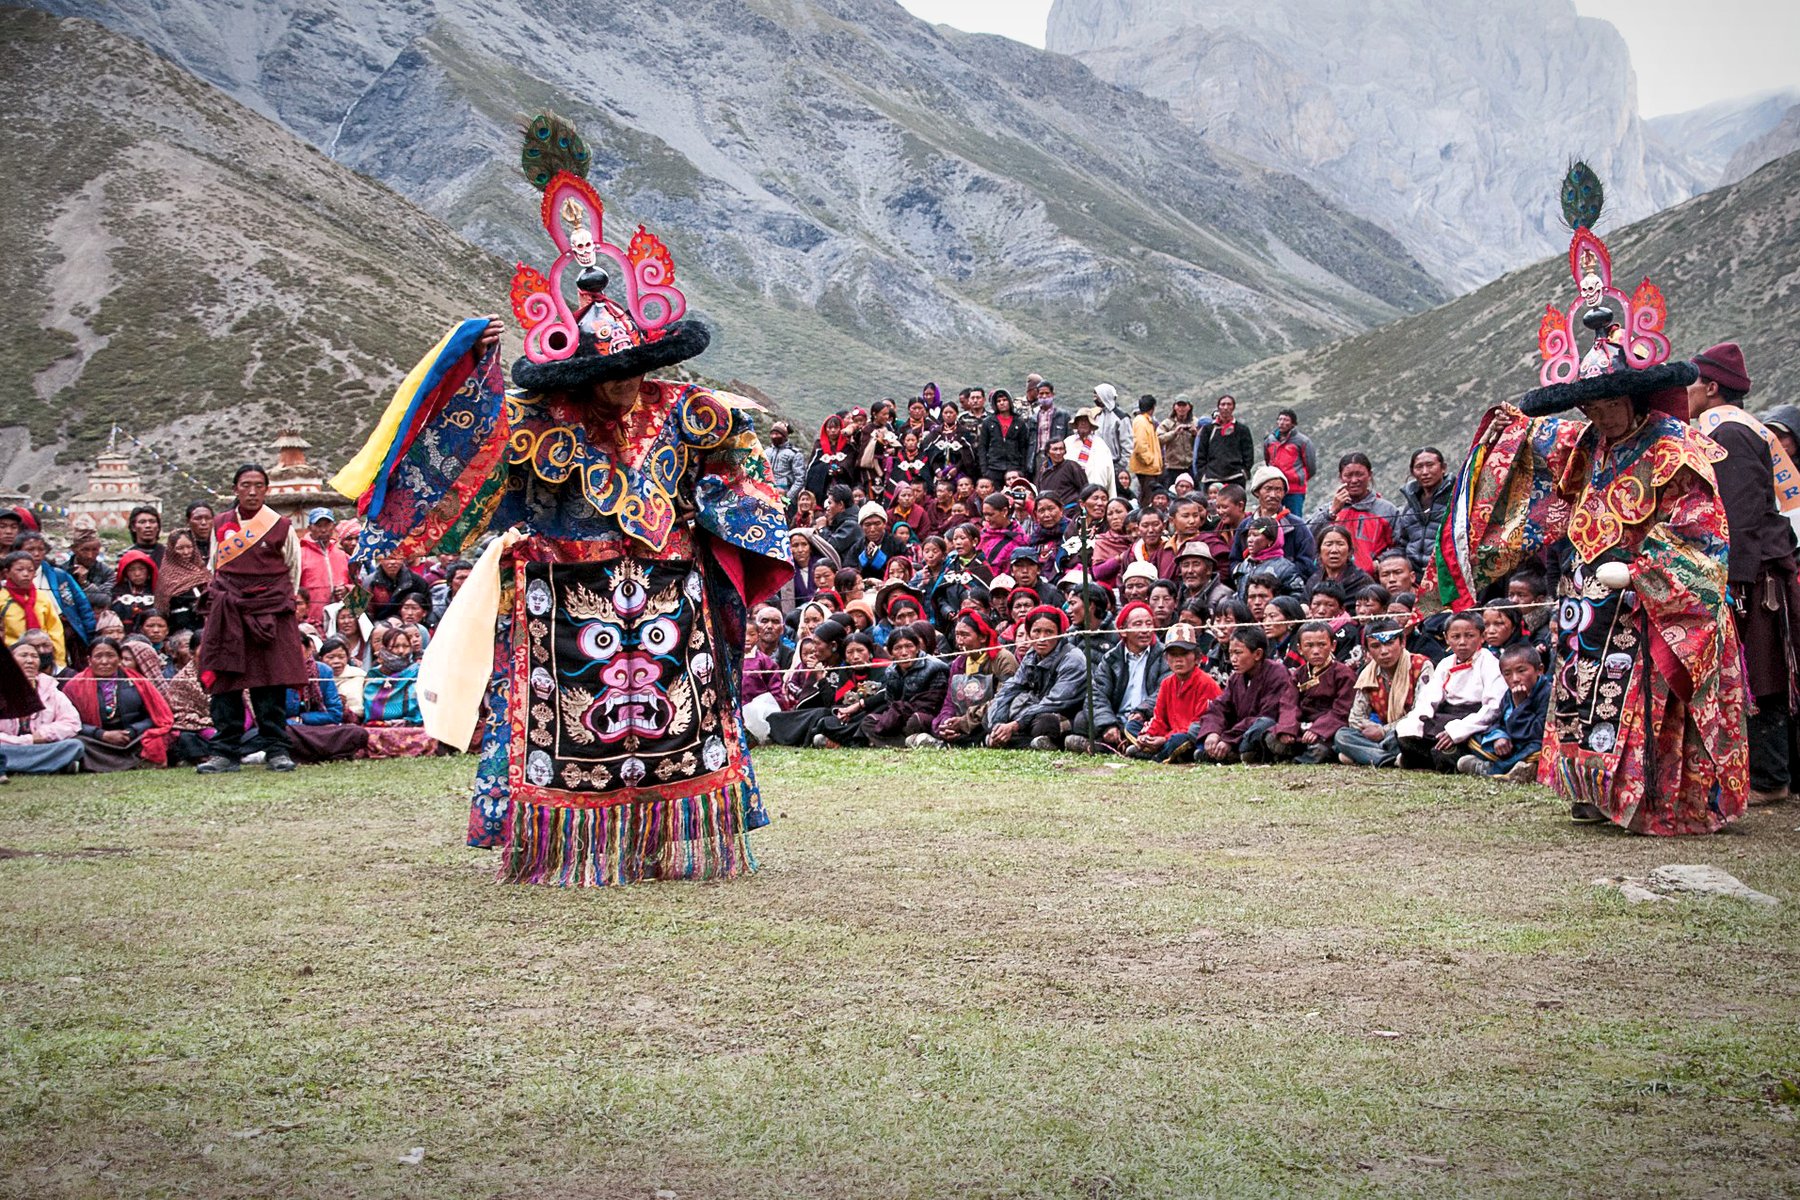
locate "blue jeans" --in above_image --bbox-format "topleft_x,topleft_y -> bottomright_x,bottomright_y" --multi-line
1332,725 -> 1399,766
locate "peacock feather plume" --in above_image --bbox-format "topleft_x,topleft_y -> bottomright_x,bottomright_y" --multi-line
1560,160 -> 1604,231
520,112 -> 590,191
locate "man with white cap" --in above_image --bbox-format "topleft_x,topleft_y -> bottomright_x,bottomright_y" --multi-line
849,501 -> 903,577
1242,465 -> 1318,579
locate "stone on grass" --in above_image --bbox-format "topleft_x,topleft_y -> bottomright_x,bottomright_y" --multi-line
1647,865 -> 1779,908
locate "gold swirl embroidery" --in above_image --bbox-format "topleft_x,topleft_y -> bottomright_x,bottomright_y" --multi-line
444,408 -> 476,430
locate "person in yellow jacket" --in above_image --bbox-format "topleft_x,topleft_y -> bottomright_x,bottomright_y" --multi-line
1129,393 -> 1164,502
2,551 -> 66,668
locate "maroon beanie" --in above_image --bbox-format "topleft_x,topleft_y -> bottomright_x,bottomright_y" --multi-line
1693,343 -> 1751,395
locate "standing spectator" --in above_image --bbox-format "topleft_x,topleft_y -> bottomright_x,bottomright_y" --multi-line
428,561 -> 474,627
1393,448 -> 1455,573
1687,342 -> 1800,806
16,532 -> 94,663
360,552 -> 428,622
1091,383 -> 1132,470
1157,397 -> 1199,494
1062,409 -> 1116,497
194,464 -> 309,775
1309,453 -> 1401,572
1129,395 -> 1163,501
803,413 -> 856,503
185,502 -> 217,561
1192,395 -> 1254,487
1262,409 -> 1317,517
766,421 -> 806,506
126,506 -> 166,568
979,390 -> 1031,485
298,509 -> 351,625
1025,381 -> 1072,478
1034,437 -> 1087,508
157,530 -> 211,636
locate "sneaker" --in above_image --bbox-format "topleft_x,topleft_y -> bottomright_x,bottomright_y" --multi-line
195,755 -> 240,774
1337,752 -> 1356,766
242,750 -> 266,765
1063,734 -> 1091,755
1504,760 -> 1539,784
1569,802 -> 1607,823
1456,754 -> 1488,776
1747,788 -> 1787,807
1028,735 -> 1058,751
265,752 -> 297,773
904,733 -> 944,749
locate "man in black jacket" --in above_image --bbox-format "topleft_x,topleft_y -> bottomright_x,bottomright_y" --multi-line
1688,342 -> 1800,805
821,484 -> 862,559
1066,600 -> 1168,752
1393,447 -> 1454,572
1191,395 -> 1255,487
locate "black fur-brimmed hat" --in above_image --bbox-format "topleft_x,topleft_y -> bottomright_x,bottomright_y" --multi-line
511,319 -> 710,393
1518,358 -> 1697,418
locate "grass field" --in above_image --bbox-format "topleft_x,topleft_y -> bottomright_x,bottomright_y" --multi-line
1,750 -> 1797,1199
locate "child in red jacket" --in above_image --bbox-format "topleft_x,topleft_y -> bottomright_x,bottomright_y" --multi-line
1127,622 -> 1222,763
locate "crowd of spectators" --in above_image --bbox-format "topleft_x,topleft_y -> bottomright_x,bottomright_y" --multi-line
0,503 -> 449,781
0,380 -> 1553,783
745,382 -> 1549,776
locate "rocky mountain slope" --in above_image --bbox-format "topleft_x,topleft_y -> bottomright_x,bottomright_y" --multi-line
1189,151 -> 1800,482
1721,103 -> 1800,187
26,0 -> 1442,423
0,8 -> 511,502
1046,0 -> 1707,292
1648,90 -> 1799,186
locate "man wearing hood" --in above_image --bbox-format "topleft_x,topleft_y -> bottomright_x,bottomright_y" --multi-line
1688,342 -> 1800,806
1091,384 -> 1131,470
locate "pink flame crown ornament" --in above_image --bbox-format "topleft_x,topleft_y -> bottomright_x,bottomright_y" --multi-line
508,115 -> 689,367
1535,160 -> 1670,388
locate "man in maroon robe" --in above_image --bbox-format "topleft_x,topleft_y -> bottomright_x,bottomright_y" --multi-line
195,464 -> 310,773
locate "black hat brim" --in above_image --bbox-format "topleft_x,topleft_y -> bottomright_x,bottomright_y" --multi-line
1518,360 -> 1697,417
510,319 -> 710,392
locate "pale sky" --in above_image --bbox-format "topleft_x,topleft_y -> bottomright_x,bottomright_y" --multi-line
896,0 -> 1800,116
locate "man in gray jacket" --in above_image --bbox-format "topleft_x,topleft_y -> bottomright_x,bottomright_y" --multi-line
1066,600 -> 1168,753
766,421 -> 805,507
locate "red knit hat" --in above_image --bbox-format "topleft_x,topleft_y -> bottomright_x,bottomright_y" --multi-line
1022,604 -> 1069,635
1115,600 -> 1154,630
1693,343 -> 1751,395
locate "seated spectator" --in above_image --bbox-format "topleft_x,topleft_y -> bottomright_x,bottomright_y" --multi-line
284,641 -> 367,763
1125,621 -> 1222,762
62,637 -> 174,772
108,549 -> 161,636
1063,582 -> 1117,654
3,550 -> 68,668
1147,578 -> 1182,634
977,494 -> 1028,572
1066,601 -> 1167,753
1194,625 -> 1301,763
767,621 -> 861,746
1393,612 -> 1505,772
118,634 -> 170,693
1007,548 -> 1062,606
1334,619 -> 1434,768
363,627 -> 423,726
1089,497 -> 1136,586
319,637 -> 368,724
861,622 -> 949,747
1507,570 -> 1553,655
428,560 -> 474,626
1260,595 -> 1306,669
1118,560 -> 1158,606
1175,542 -> 1234,614
850,503 -> 904,577
920,611 -> 1018,748
0,641 -> 84,775
1119,510 -> 1176,580
1351,584 -> 1392,620
161,658 -> 216,765
1278,622 -> 1357,764
392,594 -> 434,648
1459,644 -> 1549,781
164,628 -> 195,679
1481,597 -> 1527,654
326,602 -> 373,670
987,606 -> 1087,750
811,631 -> 887,748
1304,582 -> 1360,662
1374,550 -> 1419,599
1242,465 -> 1318,578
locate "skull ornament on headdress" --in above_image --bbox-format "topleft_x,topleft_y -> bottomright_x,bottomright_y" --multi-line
507,112 -> 710,393
1519,161 -> 1694,417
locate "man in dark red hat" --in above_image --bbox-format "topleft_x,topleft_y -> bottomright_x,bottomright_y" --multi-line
1690,342 -> 1800,805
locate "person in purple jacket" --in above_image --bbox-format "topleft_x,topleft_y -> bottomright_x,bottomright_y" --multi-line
1195,625 -> 1301,763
